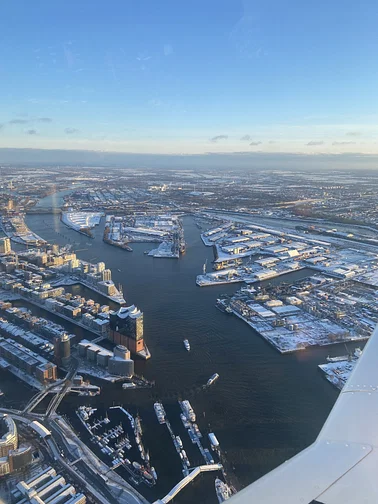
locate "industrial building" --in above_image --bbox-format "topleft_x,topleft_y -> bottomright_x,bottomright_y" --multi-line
11,466 -> 86,504
108,344 -> 134,377
78,340 -> 134,377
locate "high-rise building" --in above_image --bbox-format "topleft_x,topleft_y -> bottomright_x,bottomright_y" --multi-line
108,305 -> 145,355
97,261 -> 105,272
54,333 -> 71,366
0,237 -> 11,255
101,268 -> 112,281
81,262 -> 89,274
0,414 -> 18,457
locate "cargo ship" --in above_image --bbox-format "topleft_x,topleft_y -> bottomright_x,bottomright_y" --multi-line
215,478 -> 233,502
207,373 -> 219,386
154,402 -> 166,424
183,339 -> 190,351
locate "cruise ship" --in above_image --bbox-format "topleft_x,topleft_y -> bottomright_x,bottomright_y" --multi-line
215,478 -> 233,502
154,402 -> 166,424
183,339 -> 190,351
207,373 -> 219,386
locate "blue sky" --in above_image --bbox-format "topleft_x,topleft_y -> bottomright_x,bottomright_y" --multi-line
1,0 -> 378,156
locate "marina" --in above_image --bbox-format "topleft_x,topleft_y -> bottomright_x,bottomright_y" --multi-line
76,405 -> 157,487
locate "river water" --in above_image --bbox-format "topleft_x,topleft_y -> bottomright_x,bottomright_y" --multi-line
1,197 -> 349,503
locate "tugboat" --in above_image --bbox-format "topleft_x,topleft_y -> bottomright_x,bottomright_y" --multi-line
183,339 -> 190,351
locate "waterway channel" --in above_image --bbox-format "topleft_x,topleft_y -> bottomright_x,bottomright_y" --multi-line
0,196 -> 355,503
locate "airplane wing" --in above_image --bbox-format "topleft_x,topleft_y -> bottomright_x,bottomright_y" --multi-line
229,324 -> 378,504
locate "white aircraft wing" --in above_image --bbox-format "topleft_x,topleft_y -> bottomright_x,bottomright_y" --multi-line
228,324 -> 378,504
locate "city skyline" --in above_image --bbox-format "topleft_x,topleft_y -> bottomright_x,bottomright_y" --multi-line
1,0 -> 378,161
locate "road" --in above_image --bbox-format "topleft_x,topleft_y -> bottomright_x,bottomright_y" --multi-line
45,357 -> 79,417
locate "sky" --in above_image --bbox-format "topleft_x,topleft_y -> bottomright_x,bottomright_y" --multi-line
1,0 -> 378,161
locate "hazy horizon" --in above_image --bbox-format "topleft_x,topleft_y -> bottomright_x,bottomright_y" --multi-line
1,147 -> 378,171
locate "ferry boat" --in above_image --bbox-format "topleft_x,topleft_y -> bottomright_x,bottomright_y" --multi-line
215,478 -> 233,502
183,339 -> 190,351
207,373 -> 219,386
154,402 -> 166,424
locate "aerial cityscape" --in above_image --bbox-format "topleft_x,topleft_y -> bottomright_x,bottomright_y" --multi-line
0,164 -> 377,503
1,0 -> 378,502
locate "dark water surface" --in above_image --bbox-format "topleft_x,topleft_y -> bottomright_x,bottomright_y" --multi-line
1,205 -> 348,503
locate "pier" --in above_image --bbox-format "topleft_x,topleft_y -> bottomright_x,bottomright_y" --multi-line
153,464 -> 222,504
162,408 -> 190,476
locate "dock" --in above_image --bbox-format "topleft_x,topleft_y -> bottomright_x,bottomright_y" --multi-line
153,464 -> 222,504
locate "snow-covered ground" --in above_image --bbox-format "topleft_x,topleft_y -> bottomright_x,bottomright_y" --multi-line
148,241 -> 178,258
228,304 -> 368,353
196,263 -> 303,286
355,268 -> 378,287
62,211 -> 103,231
318,358 -> 358,390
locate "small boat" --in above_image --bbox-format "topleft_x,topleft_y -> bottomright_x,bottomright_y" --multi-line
207,373 -> 219,386
183,339 -> 190,351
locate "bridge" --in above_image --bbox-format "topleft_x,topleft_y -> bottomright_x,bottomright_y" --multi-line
45,358 -> 78,417
153,464 -> 222,504
23,379 -> 65,414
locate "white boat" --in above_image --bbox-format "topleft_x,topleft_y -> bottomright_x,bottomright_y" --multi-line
179,400 -> 196,422
183,339 -> 190,351
215,478 -> 233,502
207,373 -> 219,386
154,402 -> 166,424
